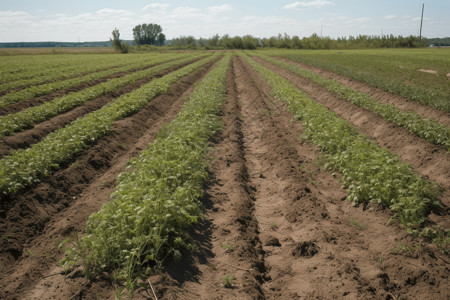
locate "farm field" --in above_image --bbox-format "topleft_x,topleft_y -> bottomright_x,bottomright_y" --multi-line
266,48 -> 450,112
0,50 -> 448,299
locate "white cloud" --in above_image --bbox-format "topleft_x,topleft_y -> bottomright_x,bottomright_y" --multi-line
96,9 -> 134,16
283,1 -> 333,9
142,3 -> 170,11
384,15 -> 411,20
207,4 -> 232,14
385,15 -> 399,19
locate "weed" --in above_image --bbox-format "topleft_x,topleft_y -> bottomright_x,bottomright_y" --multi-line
222,274 -> 234,288
270,222 -> 278,231
222,244 -> 235,253
348,218 -> 367,230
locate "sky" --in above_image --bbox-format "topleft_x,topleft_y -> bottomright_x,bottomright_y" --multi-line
0,0 -> 449,43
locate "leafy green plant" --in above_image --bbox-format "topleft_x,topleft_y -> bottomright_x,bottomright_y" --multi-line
271,50 -> 450,112
0,53 -> 144,94
0,54 -> 219,196
60,54 -> 232,295
0,53 -> 205,138
239,52 -> 441,237
256,54 -> 450,151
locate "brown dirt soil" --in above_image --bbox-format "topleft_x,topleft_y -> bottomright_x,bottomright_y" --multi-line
0,60 -> 216,300
0,56 -> 448,300
275,57 -> 450,127
0,59 -> 200,158
255,57 -> 450,225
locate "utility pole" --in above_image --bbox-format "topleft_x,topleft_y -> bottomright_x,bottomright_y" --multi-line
321,25 -> 323,38
419,3 -> 424,43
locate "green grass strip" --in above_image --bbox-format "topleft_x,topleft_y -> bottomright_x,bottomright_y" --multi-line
240,52 -> 440,229
0,54 -> 218,196
0,53 -> 205,139
61,54 -> 232,294
256,54 -> 450,151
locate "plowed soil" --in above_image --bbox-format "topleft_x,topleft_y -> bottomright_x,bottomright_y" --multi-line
0,55 -> 448,300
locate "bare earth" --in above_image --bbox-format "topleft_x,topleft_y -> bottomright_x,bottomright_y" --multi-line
0,56 -> 448,299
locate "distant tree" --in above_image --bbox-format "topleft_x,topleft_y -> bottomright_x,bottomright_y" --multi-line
133,23 -> 165,46
157,33 -> 166,46
110,28 -> 128,53
207,34 -> 220,48
242,35 -> 258,50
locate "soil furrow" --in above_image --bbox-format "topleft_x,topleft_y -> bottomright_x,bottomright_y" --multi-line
0,59 -> 181,116
150,56 -> 266,300
0,61 -> 215,299
256,58 -> 450,213
241,56 -> 449,299
0,60 -> 198,158
275,57 -> 450,127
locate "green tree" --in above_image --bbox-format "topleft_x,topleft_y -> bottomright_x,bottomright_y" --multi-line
242,35 -> 258,49
157,33 -> 166,46
110,28 -> 128,53
133,23 -> 165,46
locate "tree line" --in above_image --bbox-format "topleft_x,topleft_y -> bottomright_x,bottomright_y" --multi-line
169,33 -> 430,50
111,23 -> 434,52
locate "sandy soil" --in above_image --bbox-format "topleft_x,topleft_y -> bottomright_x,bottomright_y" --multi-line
0,55 -> 448,299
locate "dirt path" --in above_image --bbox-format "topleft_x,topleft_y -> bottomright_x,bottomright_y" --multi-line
150,57 -> 449,300
0,61 -> 215,300
274,57 -> 450,127
0,60 -> 198,158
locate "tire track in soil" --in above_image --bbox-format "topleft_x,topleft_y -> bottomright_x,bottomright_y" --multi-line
0,58 -> 185,116
256,57 -> 450,220
274,57 -> 450,127
0,59 -> 200,158
156,56 -> 449,300
0,60 -> 216,300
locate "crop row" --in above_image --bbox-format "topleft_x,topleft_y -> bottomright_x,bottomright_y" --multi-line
0,53 -> 206,139
0,54 -> 133,83
61,54 -> 232,294
0,53 -> 159,94
241,53 -> 440,230
0,53 -> 194,108
256,54 -> 450,151
0,53 -> 219,196
274,52 -> 450,112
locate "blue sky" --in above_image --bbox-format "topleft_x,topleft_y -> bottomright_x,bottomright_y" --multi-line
0,0 -> 448,42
